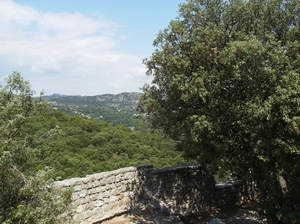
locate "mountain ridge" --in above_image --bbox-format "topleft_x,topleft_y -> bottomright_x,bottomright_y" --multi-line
42,92 -> 141,102
43,92 -> 142,126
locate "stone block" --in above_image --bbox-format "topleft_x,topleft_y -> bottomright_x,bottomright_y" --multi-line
102,190 -> 110,198
124,172 -> 135,180
85,182 -> 93,189
118,193 -> 125,200
79,189 -> 88,198
125,191 -> 134,197
115,174 -> 123,182
74,184 -> 82,192
102,204 -> 109,212
99,177 -> 107,186
97,194 -> 103,200
94,186 -> 101,193
92,180 -> 100,188
81,177 -> 90,184
94,200 -> 104,207
88,188 -> 96,195
85,201 -> 95,210
71,192 -> 79,201
128,184 -> 134,191
111,188 -> 121,196
83,196 -> 91,204
74,198 -> 85,206
76,204 -> 85,213
107,176 -> 115,184
123,196 -> 131,204
109,201 -> 118,210
99,186 -> 106,192
115,181 -> 122,187
82,210 -> 92,220
89,194 -> 97,201
110,195 -> 117,203
73,212 -> 89,222
107,183 -> 115,190
103,197 -> 110,204
90,207 -> 103,219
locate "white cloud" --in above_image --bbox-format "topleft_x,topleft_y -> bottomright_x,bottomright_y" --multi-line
0,0 -> 40,25
0,0 -> 150,95
38,12 -> 118,37
110,82 -> 122,88
30,58 -> 62,73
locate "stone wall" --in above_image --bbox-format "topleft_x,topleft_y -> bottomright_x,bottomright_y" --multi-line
139,164 -> 216,215
54,164 -> 242,224
55,166 -> 140,223
215,179 -> 243,208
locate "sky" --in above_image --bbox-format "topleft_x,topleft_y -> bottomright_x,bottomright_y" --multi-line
0,0 -> 186,96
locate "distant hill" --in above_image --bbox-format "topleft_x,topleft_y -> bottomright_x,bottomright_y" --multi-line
43,92 -> 142,126
42,92 -> 140,102
41,93 -> 67,100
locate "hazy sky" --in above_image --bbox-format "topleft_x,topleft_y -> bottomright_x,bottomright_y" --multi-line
0,0 -> 186,95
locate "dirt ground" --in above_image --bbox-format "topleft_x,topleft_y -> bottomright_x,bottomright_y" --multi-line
102,205 -> 266,224
179,206 -> 265,224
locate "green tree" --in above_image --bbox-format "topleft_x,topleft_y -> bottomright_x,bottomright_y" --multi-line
0,72 -> 72,223
138,0 -> 300,222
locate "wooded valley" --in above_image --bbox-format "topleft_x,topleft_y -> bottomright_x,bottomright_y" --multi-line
24,106 -> 186,180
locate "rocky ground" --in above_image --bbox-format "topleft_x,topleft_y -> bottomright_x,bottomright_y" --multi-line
102,205 -> 266,224
179,206 -> 265,224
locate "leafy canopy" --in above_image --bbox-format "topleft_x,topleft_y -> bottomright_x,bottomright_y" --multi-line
138,0 -> 300,222
0,72 -> 72,223
27,109 -> 184,179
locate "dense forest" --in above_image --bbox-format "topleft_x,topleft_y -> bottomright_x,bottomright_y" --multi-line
23,109 -> 185,180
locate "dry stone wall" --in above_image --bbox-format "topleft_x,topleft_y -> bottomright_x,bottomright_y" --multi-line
140,164 -> 216,215
54,164 -> 242,224
54,166 -> 141,223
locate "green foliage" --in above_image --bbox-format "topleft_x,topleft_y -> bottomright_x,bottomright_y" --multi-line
0,72 -> 72,223
3,167 -> 73,224
138,0 -> 300,223
27,109 -> 185,180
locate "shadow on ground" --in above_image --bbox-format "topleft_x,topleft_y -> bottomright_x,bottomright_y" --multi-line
102,205 -> 265,224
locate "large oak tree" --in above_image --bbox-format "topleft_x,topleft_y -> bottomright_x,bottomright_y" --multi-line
138,0 -> 300,222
